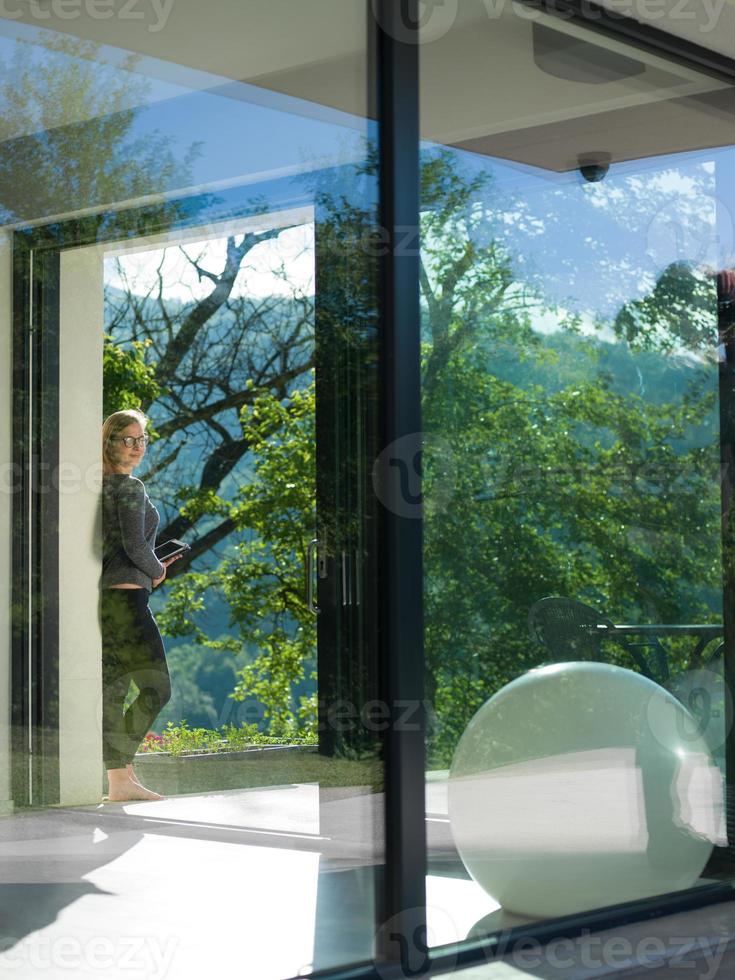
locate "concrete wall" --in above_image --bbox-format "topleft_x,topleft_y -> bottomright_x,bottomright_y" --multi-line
58,245 -> 105,805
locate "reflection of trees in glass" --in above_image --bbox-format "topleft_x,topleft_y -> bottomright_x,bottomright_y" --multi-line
0,32 -> 197,223
103,147 -> 723,754
614,260 -> 717,353
418,151 -> 721,766
110,160 -> 378,741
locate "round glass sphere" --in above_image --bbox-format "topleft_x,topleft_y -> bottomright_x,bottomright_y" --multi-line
448,661 -> 723,919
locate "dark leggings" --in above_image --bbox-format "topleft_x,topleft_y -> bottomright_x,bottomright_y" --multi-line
100,588 -> 171,770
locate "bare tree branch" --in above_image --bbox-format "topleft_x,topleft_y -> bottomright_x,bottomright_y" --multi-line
156,357 -> 315,439
163,516 -> 238,580
144,229 -> 289,403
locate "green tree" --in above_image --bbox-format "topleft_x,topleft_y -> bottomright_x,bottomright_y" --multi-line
0,31 -> 196,225
154,641 -> 242,731
417,152 -> 721,765
103,335 -> 163,419
155,383 -> 317,736
108,148 -> 722,764
106,232 -> 314,568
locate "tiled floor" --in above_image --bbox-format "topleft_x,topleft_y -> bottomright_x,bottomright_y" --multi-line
0,786 -> 369,978
0,783 -> 500,978
1,781 -> 733,979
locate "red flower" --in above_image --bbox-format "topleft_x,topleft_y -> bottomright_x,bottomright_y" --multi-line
141,732 -> 164,752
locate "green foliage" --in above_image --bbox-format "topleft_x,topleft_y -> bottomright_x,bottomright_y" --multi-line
102,334 -> 164,421
155,573 -> 213,641
417,154 -> 722,767
158,721 -> 223,757
139,719 -> 317,757
174,487 -> 232,524
226,384 -> 317,732
0,32 -> 198,226
422,341 -> 720,764
157,382 -> 317,735
614,261 -> 717,353
153,641 -> 243,730
106,147 -> 723,772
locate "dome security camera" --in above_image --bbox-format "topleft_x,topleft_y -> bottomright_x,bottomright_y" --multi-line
578,152 -> 612,183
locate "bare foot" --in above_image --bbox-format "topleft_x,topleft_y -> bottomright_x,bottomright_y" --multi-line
106,769 -> 164,802
107,778 -> 165,802
126,763 -> 143,786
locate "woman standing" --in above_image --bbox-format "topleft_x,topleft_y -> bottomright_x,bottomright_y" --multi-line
100,409 -> 181,802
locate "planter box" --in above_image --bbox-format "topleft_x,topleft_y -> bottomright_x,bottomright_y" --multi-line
130,744 -> 383,795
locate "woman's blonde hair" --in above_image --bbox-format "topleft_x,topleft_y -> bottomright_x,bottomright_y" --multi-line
102,409 -> 148,473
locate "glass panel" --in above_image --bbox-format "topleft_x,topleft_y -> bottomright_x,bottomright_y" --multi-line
3,5 -> 382,978
419,2 -> 735,946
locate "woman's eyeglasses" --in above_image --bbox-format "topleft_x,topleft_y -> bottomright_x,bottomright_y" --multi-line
112,435 -> 150,449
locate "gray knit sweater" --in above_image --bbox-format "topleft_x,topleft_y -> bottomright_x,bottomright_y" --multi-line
101,474 -> 165,591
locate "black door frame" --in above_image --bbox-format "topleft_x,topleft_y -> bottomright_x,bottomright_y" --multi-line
11,240 -> 61,807
373,0 -> 427,971
370,1 -> 735,978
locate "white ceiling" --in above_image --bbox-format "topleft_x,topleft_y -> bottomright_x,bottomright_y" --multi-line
1,0 -> 734,173
6,0 -> 366,81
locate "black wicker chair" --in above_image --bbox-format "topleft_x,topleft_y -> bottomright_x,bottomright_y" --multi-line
528,596 -> 656,681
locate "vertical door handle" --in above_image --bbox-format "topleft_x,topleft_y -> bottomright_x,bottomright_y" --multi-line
307,537 -> 320,614
341,550 -> 349,606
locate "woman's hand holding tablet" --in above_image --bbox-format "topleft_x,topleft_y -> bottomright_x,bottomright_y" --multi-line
154,539 -> 191,562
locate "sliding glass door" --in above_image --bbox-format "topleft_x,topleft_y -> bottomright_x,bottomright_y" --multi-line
418,0 -> 735,947
7,5 -> 384,977
8,3 -> 735,978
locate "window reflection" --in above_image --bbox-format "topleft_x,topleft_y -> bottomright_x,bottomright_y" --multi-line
3,5 -> 382,978
420,0 -> 735,943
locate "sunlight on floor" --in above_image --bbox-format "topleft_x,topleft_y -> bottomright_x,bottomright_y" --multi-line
1,832 -> 321,980
427,874 -> 501,948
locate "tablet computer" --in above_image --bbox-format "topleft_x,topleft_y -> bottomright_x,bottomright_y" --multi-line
154,539 -> 191,562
